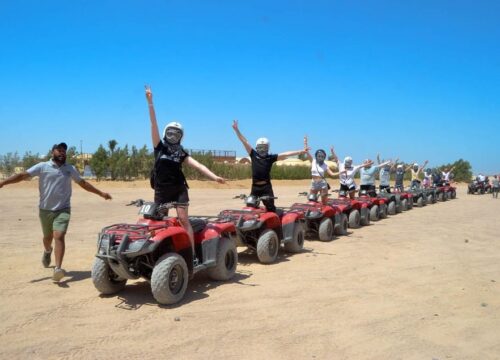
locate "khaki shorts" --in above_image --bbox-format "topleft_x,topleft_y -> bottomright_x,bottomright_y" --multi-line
39,208 -> 71,237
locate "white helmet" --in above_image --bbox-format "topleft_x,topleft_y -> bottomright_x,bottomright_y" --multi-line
255,137 -> 270,157
163,121 -> 184,144
344,156 -> 353,167
413,163 -> 419,167
397,164 -> 403,169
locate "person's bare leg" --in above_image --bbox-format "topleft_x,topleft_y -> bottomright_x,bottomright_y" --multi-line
176,207 -> 195,255
53,231 -> 66,269
43,235 -> 53,252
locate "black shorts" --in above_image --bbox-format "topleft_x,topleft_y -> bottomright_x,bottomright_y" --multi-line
379,184 -> 391,193
251,182 -> 276,212
154,184 -> 189,205
340,183 -> 356,192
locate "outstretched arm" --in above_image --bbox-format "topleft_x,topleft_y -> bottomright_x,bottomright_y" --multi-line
377,153 -> 381,165
330,146 -> 339,165
145,85 -> 161,148
0,172 -> 31,188
232,120 -> 252,155
277,138 -> 310,160
374,160 -> 391,169
303,136 -> 313,161
420,160 -> 429,172
77,179 -> 112,200
185,157 -> 226,183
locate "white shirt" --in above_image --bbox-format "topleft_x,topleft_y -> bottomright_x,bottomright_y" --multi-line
311,159 -> 328,178
339,163 -> 363,186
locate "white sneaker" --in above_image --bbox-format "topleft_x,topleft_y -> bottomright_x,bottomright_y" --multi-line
53,268 -> 65,282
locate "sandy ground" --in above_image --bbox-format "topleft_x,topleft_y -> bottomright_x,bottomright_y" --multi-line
0,179 -> 499,360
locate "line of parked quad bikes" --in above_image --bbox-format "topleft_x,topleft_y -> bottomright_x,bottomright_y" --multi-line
91,181 -> 458,306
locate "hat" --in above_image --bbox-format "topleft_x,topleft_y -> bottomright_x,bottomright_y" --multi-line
52,142 -> 68,151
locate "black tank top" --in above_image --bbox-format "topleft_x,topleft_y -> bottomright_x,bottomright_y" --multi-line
153,142 -> 189,187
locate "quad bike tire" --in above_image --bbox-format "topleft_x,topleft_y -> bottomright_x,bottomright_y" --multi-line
427,195 -> 433,204
91,257 -> 127,295
417,196 -> 424,207
207,237 -> 238,281
318,217 -> 334,242
407,198 -> 413,210
451,191 -> 456,199
388,201 -> 396,215
284,222 -> 305,252
151,253 -> 189,305
256,229 -> 280,264
445,191 -> 451,200
348,209 -> 361,229
334,213 -> 348,236
438,192 -> 445,201
369,204 -> 379,222
401,198 -> 407,211
360,207 -> 371,226
379,203 -> 388,219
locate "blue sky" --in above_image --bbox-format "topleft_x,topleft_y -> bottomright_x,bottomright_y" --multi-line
1,0 -> 499,174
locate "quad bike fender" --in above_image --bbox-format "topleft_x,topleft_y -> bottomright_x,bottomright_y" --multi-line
282,219 -> 304,244
259,212 -> 282,230
152,227 -> 191,253
281,211 -> 301,226
321,206 -> 337,218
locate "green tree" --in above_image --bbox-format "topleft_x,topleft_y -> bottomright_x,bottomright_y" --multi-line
22,151 -> 42,169
439,159 -> 472,182
90,145 -> 109,181
0,152 -> 21,176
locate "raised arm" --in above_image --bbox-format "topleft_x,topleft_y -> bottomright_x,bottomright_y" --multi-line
390,158 -> 399,171
145,85 -> 161,148
232,120 -> 252,155
77,179 -> 112,200
185,157 -> 225,183
377,153 -> 381,165
375,159 -> 391,169
330,146 -> 339,165
303,136 -> 313,161
277,139 -> 309,161
420,160 -> 429,172
0,172 -> 31,188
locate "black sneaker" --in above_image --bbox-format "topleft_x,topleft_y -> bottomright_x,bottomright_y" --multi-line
42,248 -> 52,268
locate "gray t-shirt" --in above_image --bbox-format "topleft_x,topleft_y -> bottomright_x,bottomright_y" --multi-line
395,169 -> 405,186
379,167 -> 391,186
27,160 -> 82,211
360,166 -> 378,185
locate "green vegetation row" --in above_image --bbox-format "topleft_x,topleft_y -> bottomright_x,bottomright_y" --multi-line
0,140 -> 473,182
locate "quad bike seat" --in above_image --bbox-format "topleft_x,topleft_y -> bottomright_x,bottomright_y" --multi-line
189,217 -> 208,233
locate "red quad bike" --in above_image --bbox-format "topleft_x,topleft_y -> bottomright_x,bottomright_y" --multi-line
328,190 -> 368,229
357,189 -> 388,220
392,187 -> 414,210
92,200 -> 238,305
436,181 -> 457,200
218,195 -> 304,264
288,192 -> 343,240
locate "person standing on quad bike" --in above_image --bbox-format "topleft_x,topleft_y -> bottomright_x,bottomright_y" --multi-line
232,120 -> 308,212
423,168 -> 433,188
0,142 -> 112,282
377,154 -> 398,192
394,163 -> 412,191
359,158 -> 390,196
330,148 -> 367,199
302,137 -> 342,205
410,160 -> 429,188
145,85 -> 225,264
441,166 -> 455,185
491,175 -> 499,198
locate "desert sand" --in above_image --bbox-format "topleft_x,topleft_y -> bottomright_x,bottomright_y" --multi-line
0,180 -> 499,360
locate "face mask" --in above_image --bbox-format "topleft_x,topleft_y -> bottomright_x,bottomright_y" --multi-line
256,144 -> 269,157
165,128 -> 182,144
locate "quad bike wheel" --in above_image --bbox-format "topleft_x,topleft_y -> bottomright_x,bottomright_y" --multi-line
256,229 -> 279,264
334,213 -> 348,235
151,253 -> 189,305
369,204 -> 379,222
348,209 -> 361,228
318,217 -> 334,241
451,191 -> 456,199
427,195 -> 433,204
407,198 -> 413,210
417,196 -> 424,207
91,257 -> 127,295
284,222 -> 305,252
360,207 -> 371,226
207,237 -> 238,281
388,201 -> 396,215
401,198 -> 407,211
379,203 -> 388,218
438,192 -> 444,201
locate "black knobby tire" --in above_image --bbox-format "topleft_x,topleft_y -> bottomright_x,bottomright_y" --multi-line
334,213 -> 348,235
256,229 -> 279,264
369,204 -> 379,222
388,201 -> 396,215
151,253 -> 189,305
284,222 -> 305,252
407,198 -> 413,209
360,207 -> 370,226
207,237 -> 238,281
348,209 -> 361,229
380,203 -> 388,218
91,257 -> 127,295
318,217 -> 334,241
401,198 -> 408,211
